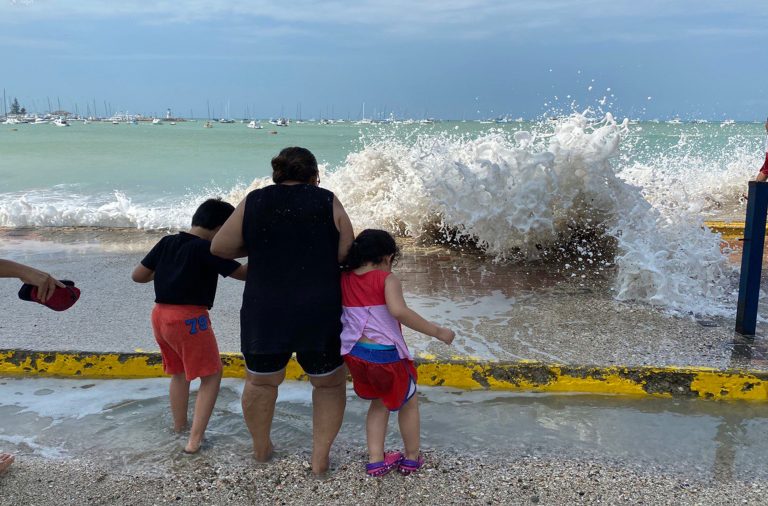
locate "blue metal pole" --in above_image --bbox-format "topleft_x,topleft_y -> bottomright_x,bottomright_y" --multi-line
735,181 -> 768,335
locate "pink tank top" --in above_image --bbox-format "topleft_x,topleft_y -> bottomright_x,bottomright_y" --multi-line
340,270 -> 412,360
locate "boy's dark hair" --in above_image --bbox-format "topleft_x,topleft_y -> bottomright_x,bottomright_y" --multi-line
191,198 -> 235,230
344,229 -> 401,270
271,147 -> 319,184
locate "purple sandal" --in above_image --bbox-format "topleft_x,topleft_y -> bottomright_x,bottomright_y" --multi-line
398,455 -> 424,475
366,451 -> 403,477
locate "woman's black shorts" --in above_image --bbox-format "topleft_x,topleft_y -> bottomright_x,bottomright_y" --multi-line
243,350 -> 344,376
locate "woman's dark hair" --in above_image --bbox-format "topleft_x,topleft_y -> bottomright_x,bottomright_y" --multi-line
344,229 -> 401,270
271,147 -> 319,184
191,198 -> 235,230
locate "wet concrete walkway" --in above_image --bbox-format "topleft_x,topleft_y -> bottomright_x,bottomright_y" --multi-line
0,227 -> 767,371
2,376 -> 767,482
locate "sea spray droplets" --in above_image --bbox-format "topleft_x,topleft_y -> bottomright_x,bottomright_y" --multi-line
322,112 -> 736,316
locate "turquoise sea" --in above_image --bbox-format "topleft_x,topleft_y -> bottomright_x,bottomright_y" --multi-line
0,118 -> 763,209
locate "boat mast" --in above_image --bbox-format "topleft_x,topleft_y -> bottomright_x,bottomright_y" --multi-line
2,88 -> 6,119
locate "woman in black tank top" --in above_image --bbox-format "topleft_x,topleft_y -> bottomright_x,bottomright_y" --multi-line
212,147 -> 354,475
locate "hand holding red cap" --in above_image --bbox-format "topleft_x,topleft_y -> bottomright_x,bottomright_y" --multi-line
19,269 -> 65,303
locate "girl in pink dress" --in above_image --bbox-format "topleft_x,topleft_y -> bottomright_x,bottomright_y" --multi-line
340,229 -> 455,477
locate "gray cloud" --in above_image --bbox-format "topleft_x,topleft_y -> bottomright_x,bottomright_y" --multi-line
1,0 -> 766,43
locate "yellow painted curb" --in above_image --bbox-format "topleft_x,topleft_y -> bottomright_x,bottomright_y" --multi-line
704,221 -> 746,240
2,349 -> 767,402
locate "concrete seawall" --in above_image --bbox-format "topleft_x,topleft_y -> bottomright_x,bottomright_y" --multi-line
2,349 -> 767,402
705,221 -> 746,240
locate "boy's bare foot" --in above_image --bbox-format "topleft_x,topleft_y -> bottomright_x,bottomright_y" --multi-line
0,453 -> 14,474
253,439 -> 274,463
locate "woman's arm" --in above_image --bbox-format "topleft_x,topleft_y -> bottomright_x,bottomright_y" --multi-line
211,199 -> 248,259
333,195 -> 354,263
384,274 -> 455,344
0,259 -> 65,303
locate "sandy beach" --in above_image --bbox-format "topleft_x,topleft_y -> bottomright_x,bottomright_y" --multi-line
2,448 -> 767,505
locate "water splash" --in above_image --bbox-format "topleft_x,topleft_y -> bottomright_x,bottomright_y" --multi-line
319,112 -> 737,316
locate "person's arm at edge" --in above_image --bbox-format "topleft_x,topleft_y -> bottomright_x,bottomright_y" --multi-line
384,274 -> 455,344
0,259 -> 65,303
333,195 -> 354,264
211,199 -> 248,259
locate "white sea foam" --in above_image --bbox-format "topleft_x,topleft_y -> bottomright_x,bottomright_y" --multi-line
0,191 -> 190,229
0,377 -> 170,419
0,434 -> 66,459
0,186 -> 246,230
618,127 -> 757,215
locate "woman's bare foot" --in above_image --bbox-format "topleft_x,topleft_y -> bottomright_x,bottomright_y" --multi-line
253,439 -> 274,463
311,454 -> 330,476
0,453 -> 14,474
183,436 -> 203,454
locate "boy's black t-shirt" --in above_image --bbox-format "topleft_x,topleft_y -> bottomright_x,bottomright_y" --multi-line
141,232 -> 241,309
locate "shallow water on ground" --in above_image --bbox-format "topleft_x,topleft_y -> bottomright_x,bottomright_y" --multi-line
1,377 -> 767,482
5,227 -> 761,371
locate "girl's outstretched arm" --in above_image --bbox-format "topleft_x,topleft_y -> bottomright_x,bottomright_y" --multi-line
384,274 -> 455,344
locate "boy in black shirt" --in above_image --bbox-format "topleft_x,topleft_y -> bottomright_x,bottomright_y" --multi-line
132,199 -> 246,453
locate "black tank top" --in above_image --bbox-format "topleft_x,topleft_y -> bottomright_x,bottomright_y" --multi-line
240,184 -> 342,354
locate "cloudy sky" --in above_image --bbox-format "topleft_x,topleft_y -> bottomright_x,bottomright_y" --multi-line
1,0 -> 766,120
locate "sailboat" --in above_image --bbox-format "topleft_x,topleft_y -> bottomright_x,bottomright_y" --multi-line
218,100 -> 235,123
355,102 -> 373,124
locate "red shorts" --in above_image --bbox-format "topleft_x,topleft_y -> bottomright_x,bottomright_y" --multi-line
344,344 -> 417,411
760,153 -> 768,176
151,304 -> 222,381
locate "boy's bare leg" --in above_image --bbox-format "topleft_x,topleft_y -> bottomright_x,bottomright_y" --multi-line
398,394 -> 420,461
0,453 -> 14,474
366,399 -> 390,463
185,370 -> 222,453
169,373 -> 190,432
242,369 -> 285,462
309,366 -> 346,475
